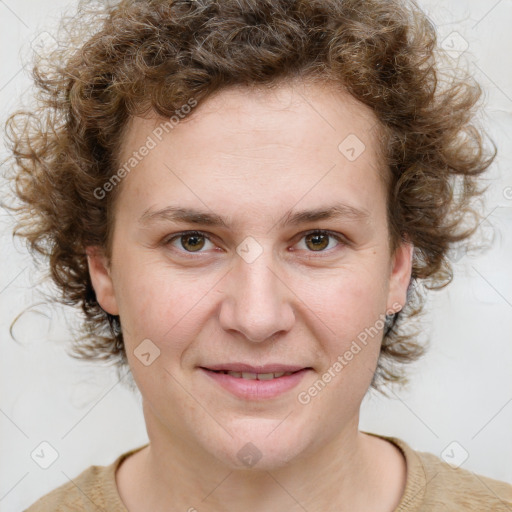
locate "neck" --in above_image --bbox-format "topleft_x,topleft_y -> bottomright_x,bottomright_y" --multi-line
118,404 -> 405,512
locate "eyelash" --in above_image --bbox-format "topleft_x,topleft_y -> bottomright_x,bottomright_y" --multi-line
163,229 -> 348,257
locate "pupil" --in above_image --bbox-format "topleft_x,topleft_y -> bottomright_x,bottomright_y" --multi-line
306,233 -> 328,251
182,234 -> 205,252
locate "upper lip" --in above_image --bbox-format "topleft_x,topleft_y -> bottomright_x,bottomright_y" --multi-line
201,363 -> 309,373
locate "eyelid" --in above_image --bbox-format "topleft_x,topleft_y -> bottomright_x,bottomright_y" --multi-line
163,229 -> 349,255
164,230 -> 217,255
299,228 -> 348,243
293,229 -> 349,253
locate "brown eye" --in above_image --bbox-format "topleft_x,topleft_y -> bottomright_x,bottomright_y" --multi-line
165,230 -> 216,255
180,233 -> 206,252
304,232 -> 330,251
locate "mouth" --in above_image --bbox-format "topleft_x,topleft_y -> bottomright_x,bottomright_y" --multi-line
199,366 -> 312,400
203,369 -> 303,380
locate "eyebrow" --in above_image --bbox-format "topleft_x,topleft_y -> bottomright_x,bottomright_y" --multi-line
138,202 -> 370,230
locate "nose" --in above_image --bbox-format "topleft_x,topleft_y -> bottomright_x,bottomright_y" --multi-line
218,250 -> 295,343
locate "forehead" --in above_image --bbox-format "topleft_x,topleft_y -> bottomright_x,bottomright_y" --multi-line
115,81 -> 387,228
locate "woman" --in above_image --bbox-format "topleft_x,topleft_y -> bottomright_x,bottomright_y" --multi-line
5,0 -> 511,510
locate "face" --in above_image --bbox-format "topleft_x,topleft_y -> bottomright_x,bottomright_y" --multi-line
87,81 -> 412,470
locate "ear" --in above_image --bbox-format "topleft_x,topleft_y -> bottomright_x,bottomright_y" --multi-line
386,241 -> 413,313
86,246 -> 119,315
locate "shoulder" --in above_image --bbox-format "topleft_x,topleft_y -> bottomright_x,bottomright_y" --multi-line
365,432 -> 512,512
24,465 -> 108,512
414,448 -> 512,511
24,444 -> 149,512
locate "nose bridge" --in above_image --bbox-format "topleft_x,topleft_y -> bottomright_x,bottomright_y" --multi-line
219,245 -> 294,342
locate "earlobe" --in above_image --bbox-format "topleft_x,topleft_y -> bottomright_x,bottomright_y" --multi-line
86,246 -> 119,315
387,241 -> 414,313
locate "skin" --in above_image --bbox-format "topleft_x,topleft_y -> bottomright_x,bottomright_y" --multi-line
87,80 -> 412,512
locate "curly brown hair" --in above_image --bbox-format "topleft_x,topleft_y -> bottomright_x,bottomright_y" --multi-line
4,0 -> 495,392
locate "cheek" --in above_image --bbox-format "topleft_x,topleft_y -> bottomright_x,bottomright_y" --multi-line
298,264 -> 389,333
113,256 -> 216,353
294,264 -> 388,382
298,272 -> 387,410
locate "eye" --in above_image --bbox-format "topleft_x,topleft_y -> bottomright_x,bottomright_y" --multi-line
163,229 -> 347,257
166,231 -> 215,253
295,230 -> 345,252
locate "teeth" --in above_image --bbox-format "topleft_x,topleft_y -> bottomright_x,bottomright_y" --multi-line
222,370 -> 294,379
256,372 -> 275,380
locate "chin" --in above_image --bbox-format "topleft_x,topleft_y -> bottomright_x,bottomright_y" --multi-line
202,418 -> 311,471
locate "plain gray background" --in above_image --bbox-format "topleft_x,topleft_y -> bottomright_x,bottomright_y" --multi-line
1,0 -> 511,510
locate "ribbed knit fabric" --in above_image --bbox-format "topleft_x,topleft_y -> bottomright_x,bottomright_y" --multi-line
24,432 -> 512,511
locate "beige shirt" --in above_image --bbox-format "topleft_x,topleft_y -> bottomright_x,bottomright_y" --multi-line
24,432 -> 512,511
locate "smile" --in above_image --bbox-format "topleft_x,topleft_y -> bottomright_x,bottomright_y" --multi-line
200,368 -> 310,400
210,370 -> 297,379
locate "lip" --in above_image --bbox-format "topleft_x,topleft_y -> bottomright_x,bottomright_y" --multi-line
200,367 -> 311,400
202,363 -> 308,373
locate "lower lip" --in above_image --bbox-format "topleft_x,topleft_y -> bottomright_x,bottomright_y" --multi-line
200,368 -> 310,400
